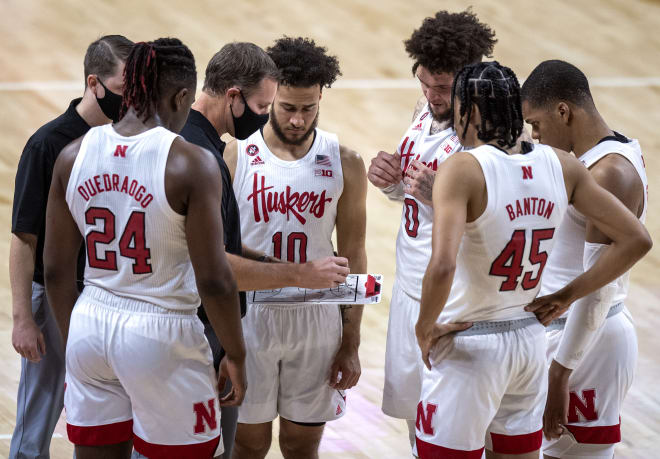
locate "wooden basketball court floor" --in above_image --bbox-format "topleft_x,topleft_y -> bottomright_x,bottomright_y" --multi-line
0,0 -> 658,457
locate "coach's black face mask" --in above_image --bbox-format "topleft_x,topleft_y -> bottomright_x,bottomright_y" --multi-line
96,78 -> 123,123
230,90 -> 269,140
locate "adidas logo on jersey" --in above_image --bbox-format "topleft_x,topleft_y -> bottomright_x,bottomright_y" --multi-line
250,156 -> 265,166
412,123 -> 423,131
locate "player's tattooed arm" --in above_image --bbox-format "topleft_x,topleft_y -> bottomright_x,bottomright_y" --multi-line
403,160 -> 436,205
339,304 -> 352,324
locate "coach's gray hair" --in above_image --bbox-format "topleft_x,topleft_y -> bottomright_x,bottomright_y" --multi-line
203,42 -> 279,97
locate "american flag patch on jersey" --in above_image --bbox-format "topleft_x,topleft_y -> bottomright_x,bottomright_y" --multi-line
316,154 -> 331,166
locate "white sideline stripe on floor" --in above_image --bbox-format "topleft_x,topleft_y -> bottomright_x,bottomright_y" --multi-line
0,433 -> 64,439
1,77 -> 660,92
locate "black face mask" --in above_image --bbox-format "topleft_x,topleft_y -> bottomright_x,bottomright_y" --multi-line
96,78 -> 123,123
230,90 -> 269,140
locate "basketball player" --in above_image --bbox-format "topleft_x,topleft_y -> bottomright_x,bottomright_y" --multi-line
224,37 -> 367,459
414,61 -> 651,459
10,34 -> 133,458
44,38 -> 245,459
180,41 -> 350,458
367,9 -> 498,446
521,60 -> 648,459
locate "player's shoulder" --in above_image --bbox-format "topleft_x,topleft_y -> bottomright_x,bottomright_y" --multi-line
438,150 -> 484,185
546,146 -> 580,174
224,138 -> 239,164
56,135 -> 85,168
339,144 -> 363,166
339,144 -> 367,186
589,152 -> 640,193
444,149 -> 482,169
170,136 -> 220,179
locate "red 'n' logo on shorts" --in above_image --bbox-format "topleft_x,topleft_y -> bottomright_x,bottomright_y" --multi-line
193,399 -> 217,434
416,402 -> 437,435
567,389 -> 598,423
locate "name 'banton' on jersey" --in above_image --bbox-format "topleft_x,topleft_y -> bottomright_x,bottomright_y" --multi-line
439,144 -> 569,324
395,104 -> 462,300
233,128 -> 343,265
65,125 -> 199,311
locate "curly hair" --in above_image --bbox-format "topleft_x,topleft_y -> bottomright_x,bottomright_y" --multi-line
451,61 -> 523,149
267,36 -> 342,88
405,9 -> 497,76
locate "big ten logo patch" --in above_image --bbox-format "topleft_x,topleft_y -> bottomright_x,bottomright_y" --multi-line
246,144 -> 259,156
315,169 -> 333,178
568,389 -> 598,423
416,401 -> 437,435
193,398 -> 217,434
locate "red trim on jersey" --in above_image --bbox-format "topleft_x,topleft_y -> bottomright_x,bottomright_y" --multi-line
415,437 -> 484,458
565,423 -> 621,444
133,434 -> 220,459
489,429 -> 542,454
67,419 -> 133,445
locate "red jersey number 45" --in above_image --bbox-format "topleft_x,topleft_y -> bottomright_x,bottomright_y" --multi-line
489,228 -> 555,291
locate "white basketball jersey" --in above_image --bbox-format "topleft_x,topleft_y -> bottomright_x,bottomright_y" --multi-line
439,144 -> 569,323
539,135 -> 648,313
394,104 -> 462,299
234,128 -> 343,264
65,124 -> 199,311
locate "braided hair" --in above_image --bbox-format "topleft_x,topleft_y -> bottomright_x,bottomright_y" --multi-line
120,37 -> 196,121
450,61 -> 523,148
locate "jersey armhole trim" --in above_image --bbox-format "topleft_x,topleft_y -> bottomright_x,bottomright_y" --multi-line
465,150 -> 494,228
156,134 -> 187,222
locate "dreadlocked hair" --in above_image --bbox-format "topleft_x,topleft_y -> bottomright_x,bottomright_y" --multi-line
120,37 -> 196,121
450,61 -> 523,149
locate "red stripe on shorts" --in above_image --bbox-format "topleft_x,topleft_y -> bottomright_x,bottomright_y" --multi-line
489,429 -> 542,454
416,437 -> 484,458
67,419 -> 133,445
565,423 -> 621,444
133,434 -> 220,459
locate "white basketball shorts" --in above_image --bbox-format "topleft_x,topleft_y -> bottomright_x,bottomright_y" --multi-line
416,320 -> 546,458
237,302 -> 345,424
64,286 -> 222,459
543,307 -> 637,458
382,278 -> 423,420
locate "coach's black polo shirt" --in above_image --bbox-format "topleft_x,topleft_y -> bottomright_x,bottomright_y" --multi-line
180,109 -> 246,320
12,98 -> 89,287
